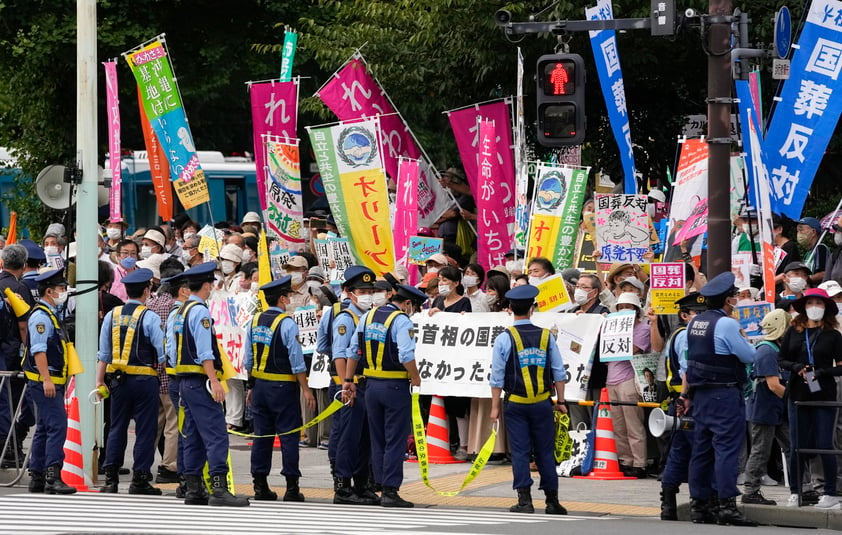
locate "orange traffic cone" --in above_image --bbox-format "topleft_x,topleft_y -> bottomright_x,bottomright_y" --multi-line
62,383 -> 92,491
422,395 -> 464,464
574,388 -> 636,481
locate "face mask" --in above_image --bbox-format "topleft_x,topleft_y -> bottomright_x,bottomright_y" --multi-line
106,228 -> 122,240
290,272 -> 304,286
646,204 -> 656,218
741,224 -> 751,235
120,256 -> 137,270
242,250 -> 253,262
505,261 -> 518,273
372,292 -> 388,307
462,275 -> 478,288
528,276 -> 544,286
250,282 -> 259,293
326,231 -> 338,238
44,246 -> 58,256
437,284 -> 452,297
182,251 -> 193,264
183,232 -> 196,241
427,266 -> 440,274
355,294 -> 373,311
797,232 -> 812,247
835,233 -> 842,247
788,276 -> 807,293
485,293 -> 497,305
140,245 -> 152,259
574,288 -> 591,305
806,306 -> 825,321
53,290 -> 68,306
306,280 -> 321,291
221,260 -> 236,275
737,298 -> 754,307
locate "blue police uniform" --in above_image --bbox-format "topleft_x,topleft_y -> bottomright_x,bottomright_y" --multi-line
164,301 -> 186,494
97,280 -> 165,492
317,298 -> 350,466
684,273 -> 756,525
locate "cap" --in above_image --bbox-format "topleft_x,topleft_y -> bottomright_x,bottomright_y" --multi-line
561,267 -> 580,286
607,263 -> 634,283
647,189 -> 666,203
122,268 -> 154,285
798,216 -> 823,235
161,271 -> 185,286
182,262 -> 217,283
505,284 -> 540,303
143,228 -> 166,249
394,284 -> 427,306
283,255 -> 309,270
374,280 -> 393,292
699,271 -> 736,298
313,284 -> 338,307
393,264 -> 409,281
219,243 -> 243,264
260,275 -> 292,295
343,265 -> 376,290
136,254 -> 164,280
618,276 -> 645,293
676,292 -> 707,311
738,205 -> 758,219
418,272 -> 437,290
616,292 -> 642,310
242,211 -> 261,224
104,217 -> 128,228
307,266 -> 326,283
819,280 -> 842,298
793,287 -> 839,316
505,248 -> 526,258
45,223 -> 65,238
20,239 -> 45,262
425,253 -> 447,266
442,167 -> 466,184
488,265 -> 511,279
783,261 -> 812,275
34,268 -> 67,286
760,309 -> 791,341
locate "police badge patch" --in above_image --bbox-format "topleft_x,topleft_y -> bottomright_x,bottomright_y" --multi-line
338,325 -> 347,335
36,323 -> 46,334
408,329 -> 416,339
201,318 -> 211,329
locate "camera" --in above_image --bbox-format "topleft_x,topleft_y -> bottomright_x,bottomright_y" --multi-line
685,8 -> 700,18
495,9 -> 512,24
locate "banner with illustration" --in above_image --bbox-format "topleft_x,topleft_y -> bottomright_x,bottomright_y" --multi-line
595,194 -> 650,263
264,136 -> 304,245
137,89 -> 174,222
250,80 -> 298,211
126,38 -> 209,209
308,118 -> 395,274
631,353 -> 661,403
104,61 -> 122,222
735,303 -> 773,343
408,236 -> 443,265
527,163 -> 589,270
208,290 -> 248,380
664,139 -> 708,261
476,118 -> 514,268
446,100 -> 515,193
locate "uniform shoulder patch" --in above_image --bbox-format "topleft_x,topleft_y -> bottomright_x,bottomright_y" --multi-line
338,325 -> 347,335
201,318 -> 211,329
408,328 -> 416,339
36,323 -> 46,334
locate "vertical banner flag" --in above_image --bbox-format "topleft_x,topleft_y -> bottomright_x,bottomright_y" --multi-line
527,163 -> 589,270
137,91 -> 174,222
394,157 -> 420,266
250,80 -> 299,212
447,100 -> 515,194
279,30 -> 298,82
126,39 -> 209,209
263,136 -> 304,245
476,119 -> 514,268
514,48 -> 529,249
315,57 -> 450,227
664,139 -> 708,261
672,198 -> 708,246
586,0 -> 637,194
595,194 -> 650,262
764,0 -> 842,219
104,61 -> 122,222
308,117 -> 396,274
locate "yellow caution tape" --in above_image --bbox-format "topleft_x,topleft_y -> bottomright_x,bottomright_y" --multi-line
227,399 -> 346,439
554,412 -> 572,464
411,392 -> 496,497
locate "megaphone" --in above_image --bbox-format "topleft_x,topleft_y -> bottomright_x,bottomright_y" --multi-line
36,164 -> 111,209
648,408 -> 694,438
4,287 -> 31,317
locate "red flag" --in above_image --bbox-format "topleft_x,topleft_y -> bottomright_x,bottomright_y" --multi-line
137,89 -> 174,222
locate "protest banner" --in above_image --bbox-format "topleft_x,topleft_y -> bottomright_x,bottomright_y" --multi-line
264,136 -> 304,245
292,305 -> 319,355
649,263 -> 686,315
104,61 -> 122,223
594,194 -> 650,263
249,80 -> 298,212
394,157 -> 419,267
574,230 -> 597,272
446,100 -> 515,194
630,353 -> 661,403
731,252 -> 753,290
672,198 -> 708,246
598,310 -> 636,362
208,290 -> 247,380
664,139 -> 708,261
408,236 -> 443,265
532,312 -> 604,402
735,303 -> 773,343
198,225 -> 224,259
308,352 -> 331,389
137,92 -> 174,222
476,118 -> 514,268
534,274 -> 571,313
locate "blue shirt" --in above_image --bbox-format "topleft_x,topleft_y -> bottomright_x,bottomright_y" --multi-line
28,302 -> 58,355
674,328 -> 689,376
347,304 -> 417,364
489,319 -> 566,389
96,299 -> 165,364
182,294 -> 216,365
712,314 -> 756,364
243,306 -> 306,374
315,309 -> 332,355
331,303 -> 365,361
746,341 -> 785,425
164,303 -> 184,368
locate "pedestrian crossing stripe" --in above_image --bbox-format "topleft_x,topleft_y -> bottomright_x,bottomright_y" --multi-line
0,494 -> 603,534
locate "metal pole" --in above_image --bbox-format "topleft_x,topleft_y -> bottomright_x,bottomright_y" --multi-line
705,0 -> 733,278
75,0 -> 99,483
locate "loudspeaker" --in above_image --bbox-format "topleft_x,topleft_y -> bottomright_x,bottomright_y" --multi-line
648,408 -> 694,438
35,165 -> 111,209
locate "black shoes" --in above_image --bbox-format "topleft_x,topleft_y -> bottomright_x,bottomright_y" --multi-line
156,467 -> 179,484
44,465 -> 76,495
252,474 -> 278,501
741,490 -> 776,506
129,471 -> 162,495
381,486 -> 413,508
510,488 -> 535,513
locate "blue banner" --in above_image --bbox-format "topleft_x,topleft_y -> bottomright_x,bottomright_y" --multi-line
735,79 -> 759,208
279,30 -> 298,82
586,0 -> 637,194
763,0 -> 842,219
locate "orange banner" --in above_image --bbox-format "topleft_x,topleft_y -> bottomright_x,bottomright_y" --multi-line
137,90 -> 174,222
6,212 -> 16,245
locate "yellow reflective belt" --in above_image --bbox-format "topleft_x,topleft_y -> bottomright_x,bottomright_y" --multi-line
363,310 -> 404,375
507,327 -> 550,403
251,312 -> 288,379
252,372 -> 297,382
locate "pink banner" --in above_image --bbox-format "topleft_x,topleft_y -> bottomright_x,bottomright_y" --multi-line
104,61 -> 121,222
447,101 -> 515,193
394,158 -> 419,264
672,197 -> 708,246
250,80 -> 298,211
476,119 -> 513,268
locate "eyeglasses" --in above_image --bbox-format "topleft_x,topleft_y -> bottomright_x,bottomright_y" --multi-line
575,285 -> 593,290
119,250 -> 138,257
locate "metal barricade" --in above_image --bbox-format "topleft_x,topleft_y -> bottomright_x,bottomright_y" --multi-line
0,370 -> 34,486
791,400 -> 842,507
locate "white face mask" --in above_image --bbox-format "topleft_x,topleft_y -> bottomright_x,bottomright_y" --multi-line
140,245 -> 152,259
242,250 -> 253,263
574,288 -> 591,305
788,276 -> 807,293
372,292 -> 388,307
306,280 -> 321,291
250,282 -> 259,293
462,275 -> 478,288
427,266 -> 440,274
505,261 -> 518,273
355,294 -> 373,311
806,305 -> 825,321
437,284 -> 452,298
737,298 -> 754,307
835,233 -> 842,247
289,272 -> 304,286
182,251 -> 193,264
44,246 -> 58,256
221,260 -> 236,275
485,293 -> 497,305
528,276 -> 544,286
106,227 -> 122,240
53,290 -> 68,306
183,232 -> 197,241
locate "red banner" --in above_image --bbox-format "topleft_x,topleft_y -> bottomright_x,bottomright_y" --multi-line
138,90 -> 174,222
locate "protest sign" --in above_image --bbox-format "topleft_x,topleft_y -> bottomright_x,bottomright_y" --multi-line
534,274 -> 571,313
208,290 -> 247,380
292,305 -> 319,355
408,236 -> 443,265
595,194 -> 650,263
735,303 -> 773,343
598,310 -> 636,362
630,353 -> 661,403
649,263 -> 686,315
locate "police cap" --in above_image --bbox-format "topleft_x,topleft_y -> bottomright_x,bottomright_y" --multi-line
343,265 -> 376,290
676,292 -> 706,311
505,284 -> 540,304
20,239 -> 46,262
699,271 -> 737,298
260,275 -> 292,295
394,284 -> 427,306
122,268 -> 154,285
182,262 -> 217,283
161,271 -> 185,285
34,268 -> 67,287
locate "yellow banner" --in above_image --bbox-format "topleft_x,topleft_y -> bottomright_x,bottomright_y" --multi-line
339,167 -> 395,274
535,275 -> 571,312
527,213 -> 562,261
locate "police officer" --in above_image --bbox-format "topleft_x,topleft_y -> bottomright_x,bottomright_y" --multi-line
96,268 -> 165,494
332,265 -> 379,505
163,270 -> 191,498
489,285 -> 567,515
23,268 -> 75,494
348,283 -> 426,508
245,276 -> 316,502
680,272 -> 756,525
659,292 -> 706,521
174,262 -> 248,507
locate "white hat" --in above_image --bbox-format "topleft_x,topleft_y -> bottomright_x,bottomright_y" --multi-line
242,211 -> 261,224
283,255 -> 309,270
819,280 -> 842,298
45,223 -> 65,238
426,253 -> 447,266
143,228 -> 166,249
616,292 -> 642,310
137,253 -> 164,280
219,243 -> 244,264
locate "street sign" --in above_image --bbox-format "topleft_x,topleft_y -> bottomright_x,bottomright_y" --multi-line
772,58 -> 791,80
774,6 -> 792,59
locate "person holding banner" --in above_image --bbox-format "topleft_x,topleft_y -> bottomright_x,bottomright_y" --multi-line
348,284 -> 427,507
332,265 -> 380,506
489,284 -> 568,515
244,276 -> 316,502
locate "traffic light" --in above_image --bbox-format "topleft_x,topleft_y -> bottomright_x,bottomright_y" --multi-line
536,54 -> 586,147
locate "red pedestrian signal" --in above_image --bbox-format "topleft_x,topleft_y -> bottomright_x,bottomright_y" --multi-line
542,61 -> 575,96
536,54 -> 586,146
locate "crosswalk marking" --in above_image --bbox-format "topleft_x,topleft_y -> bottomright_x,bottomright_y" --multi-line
0,493 -> 604,534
